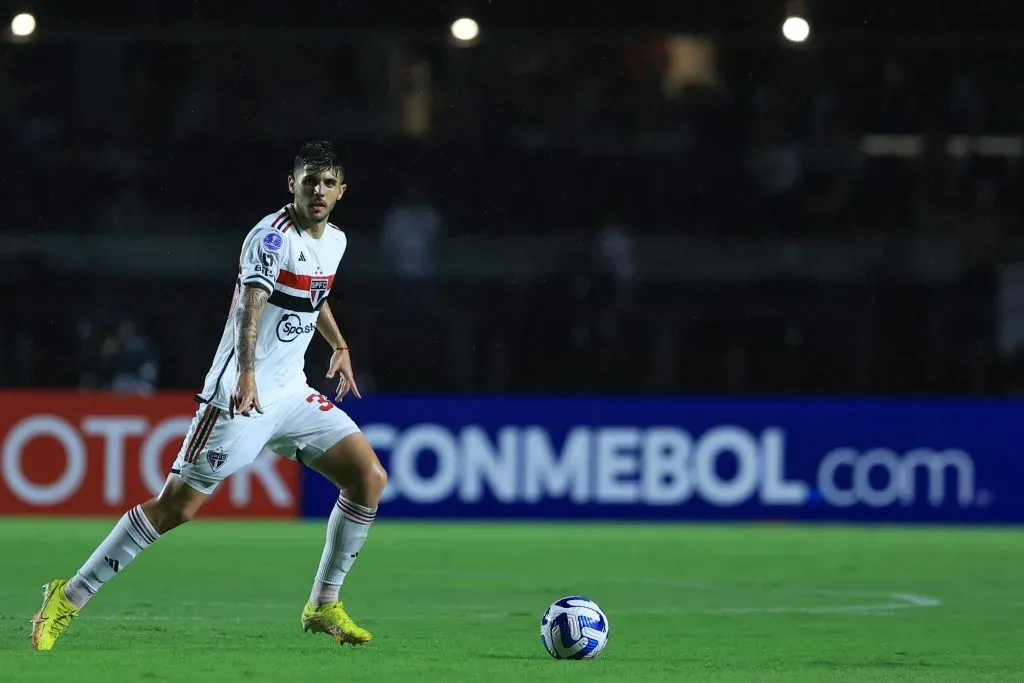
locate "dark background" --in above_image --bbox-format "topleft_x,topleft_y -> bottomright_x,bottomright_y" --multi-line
4,0 -> 1024,397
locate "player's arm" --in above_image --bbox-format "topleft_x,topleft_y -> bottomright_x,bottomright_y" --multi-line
316,300 -> 348,350
230,284 -> 269,417
234,284 -> 270,374
319,301 -> 361,401
231,229 -> 285,417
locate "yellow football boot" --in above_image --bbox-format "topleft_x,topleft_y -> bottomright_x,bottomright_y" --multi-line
301,600 -> 372,646
31,579 -> 79,651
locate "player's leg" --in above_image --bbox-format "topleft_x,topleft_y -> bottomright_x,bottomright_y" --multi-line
61,475 -> 210,611
32,404 -> 271,651
30,478 -> 201,652
299,432 -> 386,645
306,431 -> 388,606
32,475 -> 209,651
273,392 -> 386,645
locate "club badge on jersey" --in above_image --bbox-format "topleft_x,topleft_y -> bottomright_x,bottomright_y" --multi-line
310,277 -> 330,308
206,448 -> 229,472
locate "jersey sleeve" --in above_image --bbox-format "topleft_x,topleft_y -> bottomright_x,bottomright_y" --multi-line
239,227 -> 287,294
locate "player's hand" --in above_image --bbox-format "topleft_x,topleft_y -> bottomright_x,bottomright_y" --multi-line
230,371 -> 264,418
327,347 -> 361,402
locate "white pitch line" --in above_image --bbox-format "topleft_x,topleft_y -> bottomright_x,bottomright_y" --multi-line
82,612 -> 513,622
7,575 -> 943,623
9,597 -> 946,623
68,588 -> 947,618
72,590 -> 940,623
892,593 -> 942,608
407,572 -> 944,616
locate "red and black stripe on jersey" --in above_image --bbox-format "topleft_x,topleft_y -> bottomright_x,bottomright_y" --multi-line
269,290 -> 327,312
269,271 -> 335,312
271,209 -> 294,232
277,271 -> 334,290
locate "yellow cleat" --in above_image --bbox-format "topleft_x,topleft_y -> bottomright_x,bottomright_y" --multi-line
301,600 -> 372,646
31,579 -> 79,651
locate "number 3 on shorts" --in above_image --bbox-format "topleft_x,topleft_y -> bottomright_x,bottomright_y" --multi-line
306,393 -> 334,412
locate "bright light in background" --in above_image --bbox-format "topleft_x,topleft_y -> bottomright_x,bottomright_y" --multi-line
450,17 -> 479,42
782,16 -> 810,43
10,12 -> 36,37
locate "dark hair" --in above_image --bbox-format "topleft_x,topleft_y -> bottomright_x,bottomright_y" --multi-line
293,140 -> 344,180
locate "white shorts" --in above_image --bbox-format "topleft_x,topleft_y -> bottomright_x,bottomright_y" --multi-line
169,388 -> 361,495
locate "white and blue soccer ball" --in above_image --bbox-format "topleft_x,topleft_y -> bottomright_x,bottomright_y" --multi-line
540,596 -> 609,660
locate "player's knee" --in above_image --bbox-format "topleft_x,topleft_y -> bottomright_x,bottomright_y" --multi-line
146,477 -> 207,533
345,456 -> 387,508
163,505 -> 196,532
365,461 -> 387,501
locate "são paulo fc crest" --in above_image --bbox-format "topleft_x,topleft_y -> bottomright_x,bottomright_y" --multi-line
205,448 -> 228,472
310,276 -> 329,307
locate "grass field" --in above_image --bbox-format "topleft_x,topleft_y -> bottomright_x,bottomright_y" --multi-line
0,520 -> 1021,682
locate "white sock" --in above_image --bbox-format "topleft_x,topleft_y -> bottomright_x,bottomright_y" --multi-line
309,495 -> 376,605
63,505 -> 160,609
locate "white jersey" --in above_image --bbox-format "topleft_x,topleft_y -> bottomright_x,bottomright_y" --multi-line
195,205 -> 348,410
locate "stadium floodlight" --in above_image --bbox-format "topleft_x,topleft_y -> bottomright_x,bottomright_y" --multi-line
450,17 -> 479,43
782,16 -> 810,43
10,12 -> 36,37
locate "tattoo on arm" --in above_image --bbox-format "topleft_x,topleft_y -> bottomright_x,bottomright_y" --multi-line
234,286 -> 270,372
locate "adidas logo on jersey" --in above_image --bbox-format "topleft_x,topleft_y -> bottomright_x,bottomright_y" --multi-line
104,556 -> 120,573
298,252 -> 307,262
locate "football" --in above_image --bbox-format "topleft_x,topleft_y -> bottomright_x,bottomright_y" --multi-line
539,596 -> 610,660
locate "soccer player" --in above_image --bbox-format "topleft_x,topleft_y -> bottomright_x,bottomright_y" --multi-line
31,141 -> 387,651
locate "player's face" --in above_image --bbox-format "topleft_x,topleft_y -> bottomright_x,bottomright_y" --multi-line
288,166 -> 346,223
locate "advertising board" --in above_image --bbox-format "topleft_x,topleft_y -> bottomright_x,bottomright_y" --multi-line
301,396 -> 1022,523
0,392 -> 299,517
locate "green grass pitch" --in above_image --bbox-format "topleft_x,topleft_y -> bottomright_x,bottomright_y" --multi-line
1,519 -> 1021,681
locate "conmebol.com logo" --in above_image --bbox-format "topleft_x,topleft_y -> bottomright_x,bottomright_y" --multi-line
364,424 -> 989,509
814,447 -> 983,508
